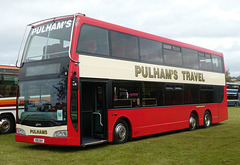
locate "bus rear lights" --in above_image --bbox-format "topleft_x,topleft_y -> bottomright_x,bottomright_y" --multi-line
53,130 -> 68,137
16,128 -> 26,135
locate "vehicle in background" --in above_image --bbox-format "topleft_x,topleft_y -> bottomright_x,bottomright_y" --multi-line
227,82 -> 240,106
0,65 -> 19,134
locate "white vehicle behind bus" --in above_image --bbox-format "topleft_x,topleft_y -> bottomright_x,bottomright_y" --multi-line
0,65 -> 19,134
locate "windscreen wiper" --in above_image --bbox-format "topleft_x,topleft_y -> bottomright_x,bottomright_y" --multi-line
20,114 -> 37,124
32,116 -> 61,126
20,114 -> 61,126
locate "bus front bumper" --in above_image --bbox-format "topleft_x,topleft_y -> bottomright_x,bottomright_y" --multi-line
15,134 -> 80,146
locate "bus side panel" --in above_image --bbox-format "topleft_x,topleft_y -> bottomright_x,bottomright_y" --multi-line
108,106 -> 193,142
218,102 -> 228,122
218,87 -> 228,122
205,104 -> 219,124
108,103 -> 225,142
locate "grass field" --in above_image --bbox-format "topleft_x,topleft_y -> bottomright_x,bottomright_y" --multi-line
0,107 -> 240,165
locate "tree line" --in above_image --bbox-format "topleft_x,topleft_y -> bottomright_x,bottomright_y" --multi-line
226,69 -> 240,82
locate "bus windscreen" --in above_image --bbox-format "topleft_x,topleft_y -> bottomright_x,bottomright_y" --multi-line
23,18 -> 73,62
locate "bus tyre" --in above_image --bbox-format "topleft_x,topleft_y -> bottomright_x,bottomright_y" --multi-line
188,113 -> 197,131
203,111 -> 212,128
113,119 -> 129,144
0,114 -> 14,134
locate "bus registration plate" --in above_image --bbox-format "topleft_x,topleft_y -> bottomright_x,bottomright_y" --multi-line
33,138 -> 45,143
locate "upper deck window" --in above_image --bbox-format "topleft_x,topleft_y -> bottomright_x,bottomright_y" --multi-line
110,31 -> 139,60
23,18 -> 73,62
212,55 -> 224,72
77,24 -> 109,56
199,52 -> 212,71
182,48 -> 198,69
163,44 -> 182,66
139,38 -> 163,64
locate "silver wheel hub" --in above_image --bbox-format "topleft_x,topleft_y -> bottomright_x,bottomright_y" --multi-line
204,114 -> 210,127
114,123 -> 127,142
189,116 -> 196,129
0,118 -> 10,133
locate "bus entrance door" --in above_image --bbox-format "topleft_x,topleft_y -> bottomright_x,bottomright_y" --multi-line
81,82 -> 107,146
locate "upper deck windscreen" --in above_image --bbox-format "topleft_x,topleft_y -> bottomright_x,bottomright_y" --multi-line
22,18 -> 73,62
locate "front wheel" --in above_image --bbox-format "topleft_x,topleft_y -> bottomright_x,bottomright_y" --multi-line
203,111 -> 212,128
188,113 -> 197,131
113,119 -> 129,144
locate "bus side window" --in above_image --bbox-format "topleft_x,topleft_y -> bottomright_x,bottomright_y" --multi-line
199,53 -> 213,71
141,82 -> 164,106
165,84 -> 184,105
182,48 -> 198,69
212,55 -> 223,72
78,40 -> 97,53
200,86 -> 215,103
77,24 -> 109,56
112,45 -> 125,58
184,85 -> 200,104
113,82 -> 140,108
139,38 -> 163,64
163,44 -> 182,66
111,31 -> 139,60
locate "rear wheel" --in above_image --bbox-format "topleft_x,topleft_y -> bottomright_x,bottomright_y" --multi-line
113,119 -> 129,144
203,111 -> 212,128
188,113 -> 197,131
0,114 -> 14,134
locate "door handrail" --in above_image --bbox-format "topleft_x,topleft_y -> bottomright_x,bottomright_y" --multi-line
93,112 -> 103,126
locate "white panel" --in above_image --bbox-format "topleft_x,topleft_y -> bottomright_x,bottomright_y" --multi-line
17,124 -> 67,137
79,54 -> 225,86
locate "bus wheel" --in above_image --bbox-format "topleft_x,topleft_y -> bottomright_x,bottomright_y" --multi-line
0,114 -> 14,134
113,119 -> 129,144
203,111 -> 212,128
188,113 -> 197,131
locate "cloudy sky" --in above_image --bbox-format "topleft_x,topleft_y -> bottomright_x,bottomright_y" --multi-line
1,0 -> 240,76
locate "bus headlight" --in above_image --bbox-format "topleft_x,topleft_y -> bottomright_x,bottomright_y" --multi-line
53,130 -> 68,137
17,128 -> 26,135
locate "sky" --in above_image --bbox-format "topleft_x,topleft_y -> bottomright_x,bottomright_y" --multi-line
1,0 -> 240,76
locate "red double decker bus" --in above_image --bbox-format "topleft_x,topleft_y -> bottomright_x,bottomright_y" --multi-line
15,13 -> 228,146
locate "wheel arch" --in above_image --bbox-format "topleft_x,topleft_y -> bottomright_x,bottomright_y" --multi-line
0,112 -> 16,123
115,116 -> 132,141
204,109 -> 212,116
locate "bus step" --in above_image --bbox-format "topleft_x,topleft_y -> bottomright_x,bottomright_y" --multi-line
82,137 -> 107,147
82,140 -> 107,147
